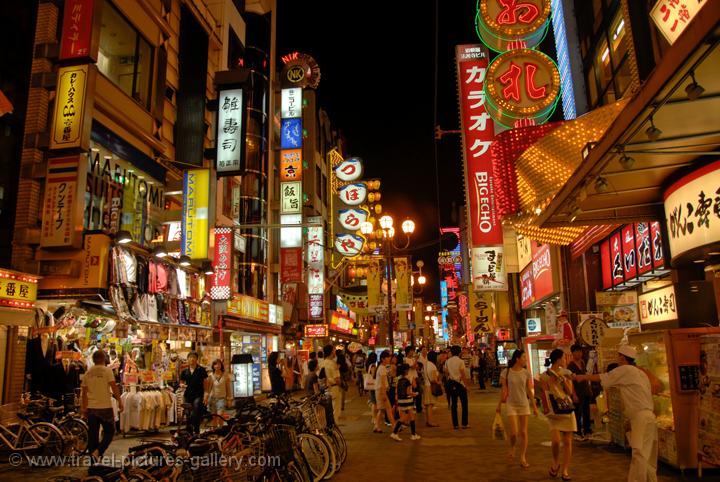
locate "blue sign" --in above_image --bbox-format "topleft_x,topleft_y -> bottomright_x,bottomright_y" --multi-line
281,118 -> 302,149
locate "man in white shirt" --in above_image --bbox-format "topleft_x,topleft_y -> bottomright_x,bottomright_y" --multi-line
81,350 -> 123,459
444,345 -> 471,429
320,344 -> 341,424
575,345 -> 657,482
374,350 -> 395,432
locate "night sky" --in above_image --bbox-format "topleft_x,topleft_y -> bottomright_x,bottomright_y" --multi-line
276,1 -> 560,303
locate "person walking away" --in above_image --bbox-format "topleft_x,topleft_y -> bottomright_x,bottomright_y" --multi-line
470,350 -> 479,384
568,344 -> 592,439
437,350 -> 451,408
179,352 -> 209,435
354,351 -> 367,396
320,344 -> 341,424
539,349 -> 576,481
405,346 -> 422,413
268,352 -> 286,396
574,345 -> 658,482
365,352 -> 379,430
390,364 -> 421,441
336,351 -> 351,413
422,351 -> 440,427
305,359 -> 320,395
82,350 -> 123,461
208,359 -> 232,426
445,345 -> 471,429
478,349 -> 488,390
497,349 -> 538,469
374,350 -> 395,432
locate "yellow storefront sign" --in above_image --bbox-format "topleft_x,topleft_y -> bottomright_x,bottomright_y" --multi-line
0,269 -> 39,309
182,169 -> 210,259
50,64 -> 94,150
227,294 -> 269,322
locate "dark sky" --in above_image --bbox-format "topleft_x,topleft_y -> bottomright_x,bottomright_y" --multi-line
276,1 -> 560,303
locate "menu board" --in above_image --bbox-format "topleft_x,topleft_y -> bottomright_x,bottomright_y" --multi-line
698,335 -> 720,468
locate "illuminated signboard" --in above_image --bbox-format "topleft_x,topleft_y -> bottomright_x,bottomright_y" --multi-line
280,149 -> 302,181
338,208 -> 368,231
280,247 -> 303,283
638,285 -> 677,324
338,183 -> 367,206
281,118 -> 302,149
305,324 -> 328,337
651,0 -> 707,46
281,88 -> 302,118
59,0 -> 98,61
227,293 -> 269,322
551,0 -> 577,120
309,294 -> 324,320
50,64 -> 93,150
210,227 -> 232,300
330,311 -> 353,334
280,214 -> 302,248
216,88 -> 245,175
472,246 -> 507,292
182,169 -> 210,259
0,269 -> 39,309
334,157 -> 364,182
485,48 -> 561,127
455,44 -> 504,250
600,222 -> 667,289
335,234 -> 364,258
281,52 -> 321,89
307,216 -> 324,295
280,181 -> 302,214
41,156 -> 84,248
475,0 -> 551,52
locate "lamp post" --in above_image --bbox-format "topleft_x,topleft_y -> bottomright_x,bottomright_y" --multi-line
409,260 -> 427,346
361,214 -> 415,352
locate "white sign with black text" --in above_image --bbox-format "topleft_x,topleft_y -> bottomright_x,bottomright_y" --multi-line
638,285 -> 678,324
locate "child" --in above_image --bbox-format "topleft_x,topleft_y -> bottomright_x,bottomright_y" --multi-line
305,359 -> 320,395
391,363 -> 421,441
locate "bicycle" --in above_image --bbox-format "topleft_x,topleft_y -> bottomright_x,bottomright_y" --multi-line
46,465 -> 158,482
0,402 -> 66,463
22,393 -> 89,454
178,402 -> 227,434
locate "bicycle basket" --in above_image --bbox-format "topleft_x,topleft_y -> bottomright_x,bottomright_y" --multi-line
300,402 -> 326,431
262,424 -> 296,462
0,402 -> 22,425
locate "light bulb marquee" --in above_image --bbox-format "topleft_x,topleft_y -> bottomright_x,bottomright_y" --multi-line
475,0 -> 551,52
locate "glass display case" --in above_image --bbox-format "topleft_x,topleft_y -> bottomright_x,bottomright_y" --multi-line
231,353 -> 254,398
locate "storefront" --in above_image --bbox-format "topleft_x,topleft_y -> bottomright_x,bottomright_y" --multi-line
222,293 -> 281,394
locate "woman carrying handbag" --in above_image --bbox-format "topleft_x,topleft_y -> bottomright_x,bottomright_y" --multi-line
421,351 -> 441,427
539,349 -> 577,481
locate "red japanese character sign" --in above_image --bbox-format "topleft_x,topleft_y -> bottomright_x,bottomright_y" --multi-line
338,208 -> 368,231
485,48 -> 560,127
60,0 -> 97,61
334,234 -> 364,257
650,0 -> 707,46
211,227 -> 232,300
334,157 -> 364,182
338,183 -> 367,206
476,0 -> 551,52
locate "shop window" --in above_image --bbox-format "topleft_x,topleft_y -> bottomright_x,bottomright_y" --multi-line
97,0 -> 154,108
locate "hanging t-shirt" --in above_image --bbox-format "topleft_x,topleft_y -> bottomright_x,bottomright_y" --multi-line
177,268 -> 188,299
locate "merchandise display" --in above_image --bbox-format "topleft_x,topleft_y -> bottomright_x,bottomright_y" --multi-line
698,334 -> 720,469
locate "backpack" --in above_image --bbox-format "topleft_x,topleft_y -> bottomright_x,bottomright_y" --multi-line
397,377 -> 411,400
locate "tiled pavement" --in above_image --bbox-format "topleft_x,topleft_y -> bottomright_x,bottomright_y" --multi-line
1,384 -> 715,481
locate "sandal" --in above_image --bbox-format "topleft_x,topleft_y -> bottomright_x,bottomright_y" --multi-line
561,474 -> 572,481
373,428 -> 383,433
520,461 -> 530,469
549,465 -> 560,478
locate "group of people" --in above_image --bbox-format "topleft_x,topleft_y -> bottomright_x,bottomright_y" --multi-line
496,344 -> 658,482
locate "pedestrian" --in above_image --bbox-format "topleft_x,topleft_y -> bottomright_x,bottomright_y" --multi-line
437,349 -> 451,408
374,350 -> 396,432
574,345 -> 658,482
444,345 -> 471,429
405,346 -> 422,413
81,350 -> 123,461
208,359 -> 232,425
478,348 -> 488,390
568,344 -> 592,439
353,351 -> 367,396
336,350 -> 351,413
470,349 -> 479,384
268,352 -> 285,396
539,348 -> 576,481
179,351 -> 209,435
497,349 -> 538,469
422,350 -> 440,427
365,352 -> 379,429
304,359 -> 320,395
390,363 -> 421,441
320,344 -> 341,424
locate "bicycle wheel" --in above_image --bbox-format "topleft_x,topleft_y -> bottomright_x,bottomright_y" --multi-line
199,413 -> 227,432
124,467 -> 161,481
329,426 -> 347,467
286,460 -> 311,482
297,432 -> 330,482
19,422 -> 65,458
58,417 -> 88,454
317,434 -> 337,480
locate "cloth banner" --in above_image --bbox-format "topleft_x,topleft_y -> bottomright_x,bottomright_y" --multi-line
368,259 -> 381,311
469,291 -> 494,335
394,257 -> 412,311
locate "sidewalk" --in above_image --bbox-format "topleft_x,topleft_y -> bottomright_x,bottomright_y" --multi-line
331,384 -> 706,482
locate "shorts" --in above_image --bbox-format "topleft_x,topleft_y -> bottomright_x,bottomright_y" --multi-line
208,397 -> 226,414
506,404 -> 531,417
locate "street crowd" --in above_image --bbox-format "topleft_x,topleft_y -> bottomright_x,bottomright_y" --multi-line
261,343 -> 660,482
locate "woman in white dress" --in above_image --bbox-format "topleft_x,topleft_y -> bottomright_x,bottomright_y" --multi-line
497,349 -> 538,469
421,351 -> 440,427
539,348 -> 577,481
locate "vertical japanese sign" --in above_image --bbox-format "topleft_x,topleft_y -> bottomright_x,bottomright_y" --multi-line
182,169 -> 210,259
281,88 -> 302,118
280,88 -> 304,253
281,181 -> 302,214
309,294 -> 324,320
367,258 -> 382,311
469,291 -> 494,335
59,0 -> 98,61
280,149 -> 302,181
280,247 -> 303,283
50,64 -> 93,150
211,227 -> 232,300
216,88 -> 244,174
456,44 -> 506,291
41,156 -> 84,248
307,216 -> 324,295
394,257 -> 412,311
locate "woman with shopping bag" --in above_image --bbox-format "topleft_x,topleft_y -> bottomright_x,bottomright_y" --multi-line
496,349 -> 538,469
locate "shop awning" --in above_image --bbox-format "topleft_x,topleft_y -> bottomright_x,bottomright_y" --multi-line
504,99 -> 629,245
0,307 -> 36,326
536,3 -> 720,231
220,315 -> 281,335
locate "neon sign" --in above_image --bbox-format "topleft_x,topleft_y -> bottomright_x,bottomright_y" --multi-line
475,0 -> 551,53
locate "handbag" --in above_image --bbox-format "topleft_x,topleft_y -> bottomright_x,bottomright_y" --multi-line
546,370 -> 575,414
430,381 -> 444,397
492,412 -> 506,440
363,372 -> 376,391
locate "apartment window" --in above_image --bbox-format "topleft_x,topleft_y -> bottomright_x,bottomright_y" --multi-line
584,9 -> 630,108
97,0 -> 153,108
